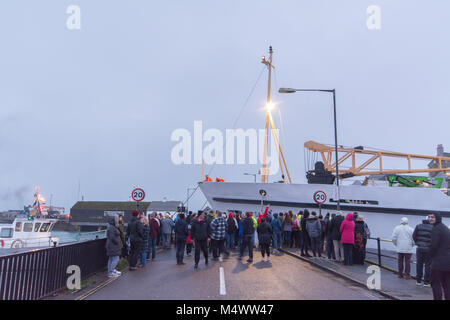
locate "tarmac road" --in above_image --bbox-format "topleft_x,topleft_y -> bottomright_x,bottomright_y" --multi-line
85,248 -> 387,300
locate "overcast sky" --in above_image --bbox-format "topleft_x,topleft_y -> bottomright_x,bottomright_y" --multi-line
1,1 -> 449,212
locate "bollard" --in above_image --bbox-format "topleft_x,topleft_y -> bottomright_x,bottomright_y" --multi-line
377,237 -> 382,267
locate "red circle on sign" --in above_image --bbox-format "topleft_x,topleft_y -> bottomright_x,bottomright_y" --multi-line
131,188 -> 145,202
313,191 -> 327,204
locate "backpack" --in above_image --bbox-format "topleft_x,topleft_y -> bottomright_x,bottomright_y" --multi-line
354,232 -> 363,250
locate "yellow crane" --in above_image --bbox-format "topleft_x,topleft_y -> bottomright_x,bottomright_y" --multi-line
304,140 -> 450,177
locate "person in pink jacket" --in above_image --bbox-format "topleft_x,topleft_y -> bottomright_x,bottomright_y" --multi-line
340,213 -> 355,265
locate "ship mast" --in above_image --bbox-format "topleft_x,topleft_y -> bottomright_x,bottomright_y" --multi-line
261,47 -> 292,184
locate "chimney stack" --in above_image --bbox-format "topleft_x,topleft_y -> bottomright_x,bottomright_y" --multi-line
437,144 -> 444,156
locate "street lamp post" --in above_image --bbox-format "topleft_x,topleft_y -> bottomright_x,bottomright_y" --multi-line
243,172 -> 257,183
186,187 -> 196,214
278,87 -> 341,211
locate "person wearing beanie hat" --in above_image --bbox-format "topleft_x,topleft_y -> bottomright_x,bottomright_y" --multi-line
127,209 -> 144,270
392,217 -> 415,278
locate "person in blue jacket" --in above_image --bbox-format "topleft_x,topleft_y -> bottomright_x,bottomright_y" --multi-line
271,213 -> 282,252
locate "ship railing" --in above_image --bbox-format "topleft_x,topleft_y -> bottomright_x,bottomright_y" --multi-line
367,237 -> 417,273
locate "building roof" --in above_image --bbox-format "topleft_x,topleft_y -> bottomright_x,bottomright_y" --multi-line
70,200 -> 182,212
147,201 -> 183,212
71,201 -> 151,211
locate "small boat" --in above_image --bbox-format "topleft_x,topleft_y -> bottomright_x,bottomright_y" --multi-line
0,187 -> 62,249
0,215 -> 59,249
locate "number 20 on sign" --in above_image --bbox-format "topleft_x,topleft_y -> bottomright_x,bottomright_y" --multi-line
131,188 -> 145,202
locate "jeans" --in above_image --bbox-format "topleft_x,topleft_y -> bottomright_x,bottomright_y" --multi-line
310,236 -> 322,257
283,231 -> 291,246
291,230 -> 298,247
260,244 -> 270,257
107,255 -> 120,274
238,234 -> 243,247
194,239 -> 208,265
226,233 -> 235,249
273,232 -> 282,250
397,253 -> 412,276
343,243 -> 353,265
416,250 -> 431,283
129,240 -> 141,268
326,238 -> 335,259
297,230 -> 303,249
139,251 -> 147,266
176,239 -> 186,264
240,235 -> 253,260
163,233 -> 171,249
148,237 -> 157,259
333,240 -> 344,261
431,270 -> 450,300
186,242 -> 193,255
211,239 -> 228,258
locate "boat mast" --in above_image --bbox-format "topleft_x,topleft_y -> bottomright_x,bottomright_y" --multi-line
261,47 -> 273,183
261,47 -> 292,184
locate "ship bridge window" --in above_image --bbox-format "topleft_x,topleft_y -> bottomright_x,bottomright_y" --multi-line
0,228 -> 13,238
23,223 -> 33,232
34,223 -> 41,232
40,223 -> 50,232
15,222 -> 22,232
330,198 -> 379,205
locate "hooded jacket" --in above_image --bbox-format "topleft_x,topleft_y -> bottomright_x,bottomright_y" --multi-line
227,213 -> 238,234
191,217 -> 211,241
149,217 -> 160,239
175,218 -> 189,241
160,217 -> 174,234
127,216 -> 144,243
257,221 -> 273,245
340,213 -> 355,244
271,214 -> 282,233
242,217 -> 255,236
412,219 -> 433,252
106,216 -> 123,257
329,214 -> 344,241
429,212 -> 450,271
306,217 -> 322,238
392,217 -> 415,254
210,216 -> 227,240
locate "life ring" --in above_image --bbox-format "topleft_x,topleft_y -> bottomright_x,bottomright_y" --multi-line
11,239 -> 24,249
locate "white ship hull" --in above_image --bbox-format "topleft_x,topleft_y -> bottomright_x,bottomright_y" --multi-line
199,182 -> 450,250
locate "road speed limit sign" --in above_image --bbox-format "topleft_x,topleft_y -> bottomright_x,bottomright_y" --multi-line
313,191 -> 327,204
131,188 -> 145,202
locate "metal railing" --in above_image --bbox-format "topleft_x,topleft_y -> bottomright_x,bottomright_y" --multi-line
366,237 -> 416,271
0,238 -> 107,300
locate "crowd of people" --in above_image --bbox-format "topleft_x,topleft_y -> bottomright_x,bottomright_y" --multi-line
105,208 -> 450,300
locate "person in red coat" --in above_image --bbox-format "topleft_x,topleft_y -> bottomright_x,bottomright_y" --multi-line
340,213 -> 355,265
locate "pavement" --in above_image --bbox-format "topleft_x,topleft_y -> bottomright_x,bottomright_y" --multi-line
280,247 -> 433,300
58,247 -> 391,300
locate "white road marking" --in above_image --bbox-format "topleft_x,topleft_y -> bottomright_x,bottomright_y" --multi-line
219,267 -> 226,296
